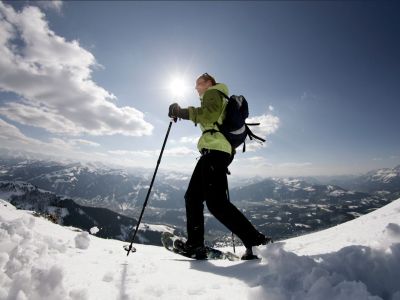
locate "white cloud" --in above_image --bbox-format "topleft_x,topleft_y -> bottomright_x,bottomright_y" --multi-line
0,117 -> 198,171
237,156 -> 270,165
165,146 -> 198,157
0,118 -> 39,145
0,117 -> 96,154
0,117 -> 145,168
268,105 -> 274,111
35,0 -> 63,13
68,139 -> 100,148
0,117 -> 72,153
179,136 -> 198,144
244,112 -> 280,152
0,102 -> 82,134
108,150 -> 155,158
278,162 -> 312,168
231,156 -> 314,177
0,2 -> 153,137
108,146 -> 197,158
247,113 -> 280,137
244,141 -> 266,152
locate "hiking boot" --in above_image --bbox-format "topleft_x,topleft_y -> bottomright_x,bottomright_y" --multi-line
252,233 -> 273,246
173,239 -> 207,260
241,247 -> 259,260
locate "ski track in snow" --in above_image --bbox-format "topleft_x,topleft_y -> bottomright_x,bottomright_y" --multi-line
0,198 -> 400,300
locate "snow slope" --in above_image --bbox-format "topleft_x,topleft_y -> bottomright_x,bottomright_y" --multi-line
0,198 -> 400,300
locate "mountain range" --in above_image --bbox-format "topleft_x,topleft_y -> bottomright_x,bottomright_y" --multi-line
0,180 -> 175,246
1,157 -> 399,246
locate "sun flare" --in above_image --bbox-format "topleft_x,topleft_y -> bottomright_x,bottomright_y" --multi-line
169,77 -> 189,99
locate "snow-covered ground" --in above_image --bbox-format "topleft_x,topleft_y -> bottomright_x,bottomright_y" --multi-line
0,198 -> 399,300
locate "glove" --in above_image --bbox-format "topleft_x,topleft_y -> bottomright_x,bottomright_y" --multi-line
168,103 -> 189,120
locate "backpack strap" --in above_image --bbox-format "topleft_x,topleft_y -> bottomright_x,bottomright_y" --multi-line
202,129 -> 219,135
245,124 -> 266,143
217,90 -> 230,100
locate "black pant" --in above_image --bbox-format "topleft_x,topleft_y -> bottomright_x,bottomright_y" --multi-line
184,150 -> 261,248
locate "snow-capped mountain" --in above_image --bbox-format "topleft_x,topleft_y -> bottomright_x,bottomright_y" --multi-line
0,181 -> 176,246
365,164 -> 400,183
230,177 -> 361,202
324,165 -> 400,195
1,197 -> 399,299
0,158 -> 187,212
351,165 -> 400,194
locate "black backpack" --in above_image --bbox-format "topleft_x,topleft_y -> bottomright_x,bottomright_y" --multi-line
204,91 -> 266,153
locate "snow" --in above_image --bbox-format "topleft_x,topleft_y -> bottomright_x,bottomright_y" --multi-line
74,232 -> 90,250
138,223 -> 174,233
327,185 -> 335,191
295,223 -> 311,228
386,223 -> 400,236
372,169 -> 398,183
133,225 -> 173,241
89,227 -> 99,235
282,198 -> 400,256
347,212 -> 363,218
329,190 -> 346,197
304,186 -> 316,192
280,178 -> 302,189
0,198 -> 400,299
152,192 -> 167,201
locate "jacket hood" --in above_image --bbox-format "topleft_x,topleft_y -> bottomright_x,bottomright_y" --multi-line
201,83 -> 229,99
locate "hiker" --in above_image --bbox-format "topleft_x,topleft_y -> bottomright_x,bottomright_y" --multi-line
168,73 -> 271,260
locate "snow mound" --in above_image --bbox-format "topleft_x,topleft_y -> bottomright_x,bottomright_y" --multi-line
89,227 -> 99,235
75,232 -> 90,250
0,200 -> 86,299
385,223 -> 400,237
251,198 -> 400,299
253,243 -> 400,300
283,197 -> 400,255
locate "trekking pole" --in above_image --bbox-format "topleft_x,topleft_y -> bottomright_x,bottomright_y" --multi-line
226,182 -> 236,254
124,119 -> 175,256
231,232 -> 236,254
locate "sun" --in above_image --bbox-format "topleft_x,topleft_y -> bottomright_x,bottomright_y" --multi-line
169,77 -> 189,99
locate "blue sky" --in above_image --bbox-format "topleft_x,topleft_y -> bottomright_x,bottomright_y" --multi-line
0,1 -> 399,177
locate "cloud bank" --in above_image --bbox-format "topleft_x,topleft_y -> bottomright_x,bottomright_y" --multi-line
0,2 -> 153,137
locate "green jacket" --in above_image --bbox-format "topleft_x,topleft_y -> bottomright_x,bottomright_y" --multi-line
187,83 -> 232,155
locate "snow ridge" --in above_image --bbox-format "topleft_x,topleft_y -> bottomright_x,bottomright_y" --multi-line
252,243 -> 400,300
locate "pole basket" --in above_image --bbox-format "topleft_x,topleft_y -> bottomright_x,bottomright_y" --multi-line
123,244 -> 137,256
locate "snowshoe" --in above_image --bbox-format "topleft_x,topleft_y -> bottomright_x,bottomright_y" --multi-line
161,232 -> 239,261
